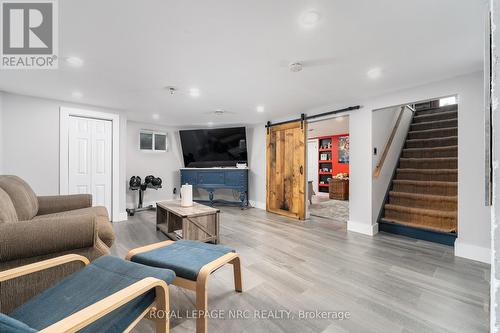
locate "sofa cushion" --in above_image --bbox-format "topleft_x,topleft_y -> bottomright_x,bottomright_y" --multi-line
33,206 -> 115,247
9,256 -> 175,333
0,176 -> 38,221
0,188 -> 18,224
0,313 -> 36,333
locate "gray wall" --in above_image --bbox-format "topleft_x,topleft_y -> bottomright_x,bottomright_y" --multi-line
0,92 -> 3,174
126,121 -> 183,208
1,92 -> 128,217
491,0 -> 499,330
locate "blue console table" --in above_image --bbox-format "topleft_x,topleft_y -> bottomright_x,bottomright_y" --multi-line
180,168 -> 248,208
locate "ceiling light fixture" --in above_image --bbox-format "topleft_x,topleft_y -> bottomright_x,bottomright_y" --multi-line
189,88 -> 200,97
71,91 -> 83,98
367,67 -> 382,80
152,114 -> 160,120
256,106 -> 265,113
300,10 -> 320,27
207,121 -> 214,127
66,56 -> 84,67
214,109 -> 225,116
289,62 -> 303,72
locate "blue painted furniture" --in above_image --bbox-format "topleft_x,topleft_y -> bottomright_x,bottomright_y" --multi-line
180,168 -> 248,208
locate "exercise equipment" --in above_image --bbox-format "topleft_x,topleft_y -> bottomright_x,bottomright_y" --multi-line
126,175 -> 162,216
151,177 -> 162,187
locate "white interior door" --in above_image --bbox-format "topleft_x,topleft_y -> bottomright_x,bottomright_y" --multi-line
68,116 -> 112,213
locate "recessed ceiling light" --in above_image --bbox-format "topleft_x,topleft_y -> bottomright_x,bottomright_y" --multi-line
189,88 -> 200,97
66,56 -> 84,67
207,121 -> 214,127
214,109 -> 225,115
367,67 -> 382,80
300,11 -> 320,27
256,106 -> 265,113
152,114 -> 160,120
72,91 -> 83,98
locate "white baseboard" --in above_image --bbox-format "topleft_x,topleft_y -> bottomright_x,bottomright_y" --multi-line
454,239 -> 491,264
113,212 -> 128,223
249,200 -> 265,210
347,220 -> 379,236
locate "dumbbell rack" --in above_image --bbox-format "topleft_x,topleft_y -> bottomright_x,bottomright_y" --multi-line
126,183 -> 162,216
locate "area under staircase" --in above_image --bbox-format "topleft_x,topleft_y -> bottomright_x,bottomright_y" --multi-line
379,103 -> 458,245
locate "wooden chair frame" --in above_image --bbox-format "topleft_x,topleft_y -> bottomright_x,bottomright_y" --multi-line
126,240 -> 243,333
0,254 -> 170,333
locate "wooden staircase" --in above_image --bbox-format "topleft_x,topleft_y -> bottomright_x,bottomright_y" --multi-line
379,103 -> 458,245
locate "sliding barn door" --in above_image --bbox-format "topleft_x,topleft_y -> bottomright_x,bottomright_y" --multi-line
266,121 -> 306,219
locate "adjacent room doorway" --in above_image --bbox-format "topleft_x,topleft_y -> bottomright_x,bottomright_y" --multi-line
306,115 -> 350,222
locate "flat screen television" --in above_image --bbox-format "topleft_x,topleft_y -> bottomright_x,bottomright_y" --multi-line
179,127 -> 247,168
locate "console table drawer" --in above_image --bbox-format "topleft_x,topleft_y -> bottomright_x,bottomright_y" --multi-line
197,172 -> 224,184
225,171 -> 247,186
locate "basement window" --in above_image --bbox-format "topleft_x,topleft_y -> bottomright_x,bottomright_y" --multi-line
439,96 -> 457,107
140,131 -> 167,152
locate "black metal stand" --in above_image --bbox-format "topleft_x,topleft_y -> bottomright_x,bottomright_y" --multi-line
126,183 -> 162,216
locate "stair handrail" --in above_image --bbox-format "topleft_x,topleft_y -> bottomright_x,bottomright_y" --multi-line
373,104 -> 415,178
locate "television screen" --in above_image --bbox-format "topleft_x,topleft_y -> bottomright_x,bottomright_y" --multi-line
179,127 -> 247,167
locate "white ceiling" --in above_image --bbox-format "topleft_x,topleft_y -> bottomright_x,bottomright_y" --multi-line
308,116 -> 349,138
0,0 -> 486,126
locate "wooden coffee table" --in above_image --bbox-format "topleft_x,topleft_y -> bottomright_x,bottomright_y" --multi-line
156,200 -> 220,244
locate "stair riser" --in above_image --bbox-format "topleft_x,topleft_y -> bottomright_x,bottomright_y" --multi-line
388,195 -> 457,210
399,159 -> 457,169
395,171 -> 457,182
405,137 -> 457,148
402,148 -> 457,158
412,112 -> 458,123
392,183 -> 457,196
384,209 -> 456,230
415,105 -> 457,116
410,119 -> 457,131
407,128 -> 457,140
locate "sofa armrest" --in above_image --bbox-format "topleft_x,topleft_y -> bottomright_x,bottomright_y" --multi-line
0,215 -> 97,262
37,194 -> 92,215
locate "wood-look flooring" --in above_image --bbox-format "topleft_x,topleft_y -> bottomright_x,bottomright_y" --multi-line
111,207 -> 490,333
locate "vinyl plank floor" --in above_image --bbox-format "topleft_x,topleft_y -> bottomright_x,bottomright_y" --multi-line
110,207 -> 489,333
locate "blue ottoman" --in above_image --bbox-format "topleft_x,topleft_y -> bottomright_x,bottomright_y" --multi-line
126,240 -> 243,333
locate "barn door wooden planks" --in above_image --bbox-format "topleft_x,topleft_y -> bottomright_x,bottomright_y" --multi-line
266,121 -> 306,219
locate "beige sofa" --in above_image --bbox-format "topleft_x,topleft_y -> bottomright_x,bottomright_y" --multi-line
0,175 -> 116,313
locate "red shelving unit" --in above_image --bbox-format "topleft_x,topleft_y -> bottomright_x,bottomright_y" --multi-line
315,134 -> 350,193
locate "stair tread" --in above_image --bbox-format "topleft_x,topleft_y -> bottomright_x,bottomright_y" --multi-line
393,179 -> 457,186
396,168 -> 457,174
413,110 -> 457,120
389,191 -> 457,201
405,135 -> 457,143
384,204 -> 457,217
380,218 -> 456,233
408,126 -> 457,134
411,118 -> 457,127
400,156 -> 457,160
403,145 -> 458,152
415,104 -> 458,113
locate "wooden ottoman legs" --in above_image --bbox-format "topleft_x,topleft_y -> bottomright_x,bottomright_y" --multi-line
126,243 -> 243,333
191,252 -> 243,333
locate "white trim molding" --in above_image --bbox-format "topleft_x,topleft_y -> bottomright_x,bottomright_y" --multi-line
454,239 -> 491,264
347,220 -> 379,236
59,107 -> 121,222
